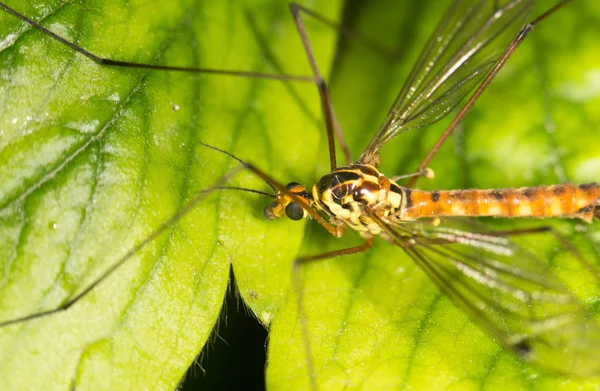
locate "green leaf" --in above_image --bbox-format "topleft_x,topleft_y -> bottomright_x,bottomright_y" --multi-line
0,0 -> 340,389
0,1 -> 599,391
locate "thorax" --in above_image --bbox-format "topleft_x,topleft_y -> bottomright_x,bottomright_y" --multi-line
311,164 -> 405,236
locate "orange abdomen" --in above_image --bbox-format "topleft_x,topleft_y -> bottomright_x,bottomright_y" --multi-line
401,183 -> 599,222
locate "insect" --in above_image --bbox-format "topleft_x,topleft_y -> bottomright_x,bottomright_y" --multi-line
0,0 -> 599,390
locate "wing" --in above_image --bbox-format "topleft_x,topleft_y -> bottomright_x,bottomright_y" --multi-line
359,0 -> 533,163
371,214 -> 600,376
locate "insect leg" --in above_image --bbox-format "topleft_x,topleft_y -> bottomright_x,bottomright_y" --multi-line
487,225 -> 600,279
291,238 -> 375,391
0,1 -> 314,82
391,167 -> 435,183
289,3 -> 350,168
407,0 -> 575,188
0,164 -> 247,327
289,2 -> 396,60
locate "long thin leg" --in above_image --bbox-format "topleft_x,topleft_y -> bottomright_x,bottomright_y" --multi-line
291,238 -> 375,391
487,225 -> 600,279
290,3 -> 396,62
290,3 -> 352,168
288,3 -> 402,169
406,0 -> 575,188
394,224 -> 599,279
291,0 -> 413,167
0,2 -> 313,82
0,165 -> 250,327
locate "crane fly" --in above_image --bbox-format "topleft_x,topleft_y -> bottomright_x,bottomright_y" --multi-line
0,0 -> 599,390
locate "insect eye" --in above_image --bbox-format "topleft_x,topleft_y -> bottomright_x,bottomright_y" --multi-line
285,202 -> 304,221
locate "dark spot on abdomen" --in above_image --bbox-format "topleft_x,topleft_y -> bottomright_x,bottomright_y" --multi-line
521,188 -> 536,199
489,190 -> 504,201
580,183 -> 596,190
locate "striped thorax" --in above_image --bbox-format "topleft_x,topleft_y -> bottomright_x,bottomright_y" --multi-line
311,165 -> 403,237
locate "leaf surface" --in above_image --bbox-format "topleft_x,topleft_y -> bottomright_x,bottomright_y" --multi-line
0,0 -> 340,389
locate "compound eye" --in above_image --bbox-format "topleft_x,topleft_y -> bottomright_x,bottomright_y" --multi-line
285,202 -> 304,221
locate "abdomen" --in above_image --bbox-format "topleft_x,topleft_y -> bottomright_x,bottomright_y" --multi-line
400,183 -> 599,222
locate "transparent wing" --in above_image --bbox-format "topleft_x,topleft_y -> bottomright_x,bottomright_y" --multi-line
374,215 -> 600,376
359,0 -> 533,162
